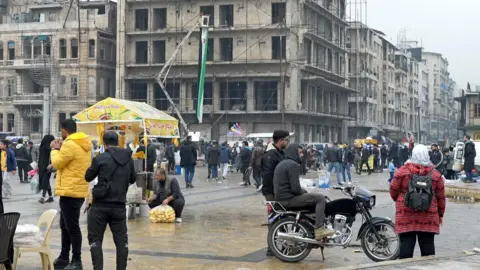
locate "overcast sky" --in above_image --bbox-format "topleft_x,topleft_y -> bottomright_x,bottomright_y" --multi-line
362,0 -> 476,89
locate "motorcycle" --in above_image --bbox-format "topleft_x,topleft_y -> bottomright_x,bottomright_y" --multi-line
266,184 -> 400,263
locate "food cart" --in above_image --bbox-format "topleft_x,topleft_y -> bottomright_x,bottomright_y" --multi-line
72,97 -> 180,197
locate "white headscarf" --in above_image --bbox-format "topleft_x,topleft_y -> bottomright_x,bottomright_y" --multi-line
405,144 -> 432,166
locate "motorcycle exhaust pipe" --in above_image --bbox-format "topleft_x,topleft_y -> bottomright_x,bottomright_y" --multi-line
276,232 -> 319,244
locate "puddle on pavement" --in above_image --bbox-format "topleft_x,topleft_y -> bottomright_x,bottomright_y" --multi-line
447,195 -> 480,204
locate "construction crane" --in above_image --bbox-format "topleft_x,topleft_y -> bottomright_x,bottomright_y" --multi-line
155,15 -> 210,134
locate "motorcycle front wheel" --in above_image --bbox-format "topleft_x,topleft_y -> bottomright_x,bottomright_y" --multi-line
268,217 -> 312,263
360,221 -> 400,262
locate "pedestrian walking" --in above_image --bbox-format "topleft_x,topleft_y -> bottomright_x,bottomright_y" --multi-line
390,144 -> 445,259
389,143 -> 399,168
326,142 -> 344,184
28,141 -> 39,174
239,141 -> 252,186
250,139 -> 265,191
148,168 -> 185,223
358,144 -> 372,175
14,138 -> 29,183
208,141 -> 220,182
37,135 -> 55,204
373,145 -> 380,172
399,145 -> 409,167
463,135 -> 476,183
205,142 -> 212,179
261,130 -> 289,257
51,119 -> 92,270
166,142 -> 176,174
219,142 -> 230,180
179,136 -> 197,188
387,158 -> 396,184
341,143 -> 353,183
84,131 -> 136,270
136,139 -> 157,172
230,143 -> 238,172
380,144 -> 388,169
445,146 -> 456,179
0,140 -> 16,199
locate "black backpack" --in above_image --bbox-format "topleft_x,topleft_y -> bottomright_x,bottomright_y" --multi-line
404,169 -> 434,211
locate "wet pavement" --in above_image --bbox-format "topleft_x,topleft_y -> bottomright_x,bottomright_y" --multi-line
3,167 -> 480,269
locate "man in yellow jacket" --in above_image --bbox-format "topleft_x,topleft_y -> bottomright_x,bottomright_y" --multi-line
50,119 -> 92,270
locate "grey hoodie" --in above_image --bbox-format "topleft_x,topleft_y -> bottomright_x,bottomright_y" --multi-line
273,144 -> 306,202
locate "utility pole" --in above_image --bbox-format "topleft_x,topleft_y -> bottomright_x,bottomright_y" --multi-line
280,22 -> 285,127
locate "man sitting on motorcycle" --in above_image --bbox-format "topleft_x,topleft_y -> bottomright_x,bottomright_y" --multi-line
273,144 -> 335,240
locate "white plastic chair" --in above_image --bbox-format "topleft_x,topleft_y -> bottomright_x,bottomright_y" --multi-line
12,209 -> 58,270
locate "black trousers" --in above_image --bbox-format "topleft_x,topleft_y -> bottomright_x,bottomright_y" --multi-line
88,206 -> 128,270
167,158 -> 175,172
399,231 -> 435,259
359,160 -> 371,174
252,167 -> 262,187
17,161 -> 29,182
282,193 -> 326,228
59,197 -> 84,261
148,196 -> 185,218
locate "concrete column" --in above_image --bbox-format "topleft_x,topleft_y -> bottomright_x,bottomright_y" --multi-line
213,80 -> 220,111
2,113 -> 7,132
179,81 -> 187,112
16,74 -> 21,94
246,78 -> 254,112
147,82 -> 154,107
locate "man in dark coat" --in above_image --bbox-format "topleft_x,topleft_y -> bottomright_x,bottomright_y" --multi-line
429,144 -> 442,168
239,141 -> 252,186
165,143 -> 176,174
207,141 -> 220,182
464,135 -> 476,182
389,143 -> 399,168
380,144 -> 388,169
179,136 -> 197,188
249,139 -> 265,190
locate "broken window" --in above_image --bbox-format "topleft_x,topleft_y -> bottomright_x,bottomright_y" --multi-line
272,3 -> 286,24
219,5 -> 233,27
70,38 -> 78,58
219,38 -> 233,61
271,36 -> 286,60
89,39 -> 95,58
7,41 -> 15,60
130,80 -> 148,102
135,41 -> 148,64
206,38 -> 214,61
152,40 -> 166,63
200,6 -> 214,26
254,81 -> 278,111
135,9 -> 148,31
153,8 -> 167,30
154,82 -> 180,111
220,82 -> 246,111
192,82 -> 213,109
59,39 -> 66,58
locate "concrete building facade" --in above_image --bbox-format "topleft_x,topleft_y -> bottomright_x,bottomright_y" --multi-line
0,0 -> 116,140
116,0 -> 354,143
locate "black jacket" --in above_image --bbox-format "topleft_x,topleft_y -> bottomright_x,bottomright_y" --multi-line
179,141 -> 197,167
240,147 -> 252,166
208,145 -> 220,165
273,144 -> 305,202
14,144 -> 29,161
342,148 -> 354,164
85,147 -> 136,208
429,150 -> 442,166
326,146 -> 341,163
388,144 -> 399,158
261,144 -> 285,196
464,141 -> 476,171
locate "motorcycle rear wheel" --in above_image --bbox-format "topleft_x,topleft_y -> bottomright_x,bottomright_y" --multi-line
361,221 -> 400,262
268,217 -> 313,263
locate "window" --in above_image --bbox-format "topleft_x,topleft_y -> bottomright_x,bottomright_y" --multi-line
7,41 -> 15,60
152,8 -> 167,30
154,82 -> 180,110
135,9 -> 148,31
192,82 -> 213,109
88,39 -> 95,58
70,77 -> 78,96
271,36 -> 286,60
7,113 -> 14,132
100,42 -> 105,60
108,79 -> 115,97
88,76 -> 96,97
474,104 -> 480,118
272,3 -> 286,24
49,12 -> 56,22
6,78 -> 15,96
45,39 -> 51,55
135,41 -> 148,64
219,5 -> 233,27
0,114 -> 3,131
0,42 -> 3,61
87,9 -> 95,20
220,82 -> 247,111
99,77 -> 105,97
152,40 -> 166,63
33,38 -> 41,57
32,118 -> 41,133
59,39 -> 66,58
254,81 -> 278,111
206,38 -> 214,61
58,113 -> 66,132
200,6 -> 214,26
58,76 -> 66,97
70,112 -> 76,119
130,80 -> 148,102
70,38 -> 78,58
219,38 -> 233,61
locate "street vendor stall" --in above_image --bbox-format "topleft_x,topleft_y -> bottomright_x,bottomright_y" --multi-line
72,97 -> 180,199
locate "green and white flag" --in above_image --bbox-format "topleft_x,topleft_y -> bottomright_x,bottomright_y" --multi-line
196,28 -> 209,123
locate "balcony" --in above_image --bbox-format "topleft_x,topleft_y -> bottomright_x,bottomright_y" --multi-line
304,29 -> 346,52
12,93 -> 44,106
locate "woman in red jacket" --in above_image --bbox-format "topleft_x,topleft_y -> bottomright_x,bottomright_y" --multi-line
390,144 -> 446,259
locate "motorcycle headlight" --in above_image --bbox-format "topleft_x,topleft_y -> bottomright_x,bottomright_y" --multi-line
369,196 -> 376,208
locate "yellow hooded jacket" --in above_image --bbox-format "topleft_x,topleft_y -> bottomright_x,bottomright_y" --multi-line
51,132 -> 92,198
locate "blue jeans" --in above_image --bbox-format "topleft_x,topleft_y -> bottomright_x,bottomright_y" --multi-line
466,170 -> 473,181
209,164 -> 218,178
328,162 -> 343,184
184,166 -> 195,184
388,171 -> 394,183
342,163 -> 351,182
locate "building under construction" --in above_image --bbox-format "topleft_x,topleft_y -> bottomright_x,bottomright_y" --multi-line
0,0 -> 116,140
116,0 -> 355,142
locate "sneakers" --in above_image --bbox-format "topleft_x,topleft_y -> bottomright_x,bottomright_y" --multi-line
187,183 -> 194,188
175,218 -> 182,223
314,227 -> 336,240
64,260 -> 83,270
38,198 -> 45,204
256,184 -> 263,192
53,257 -> 70,269
46,197 -> 54,203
